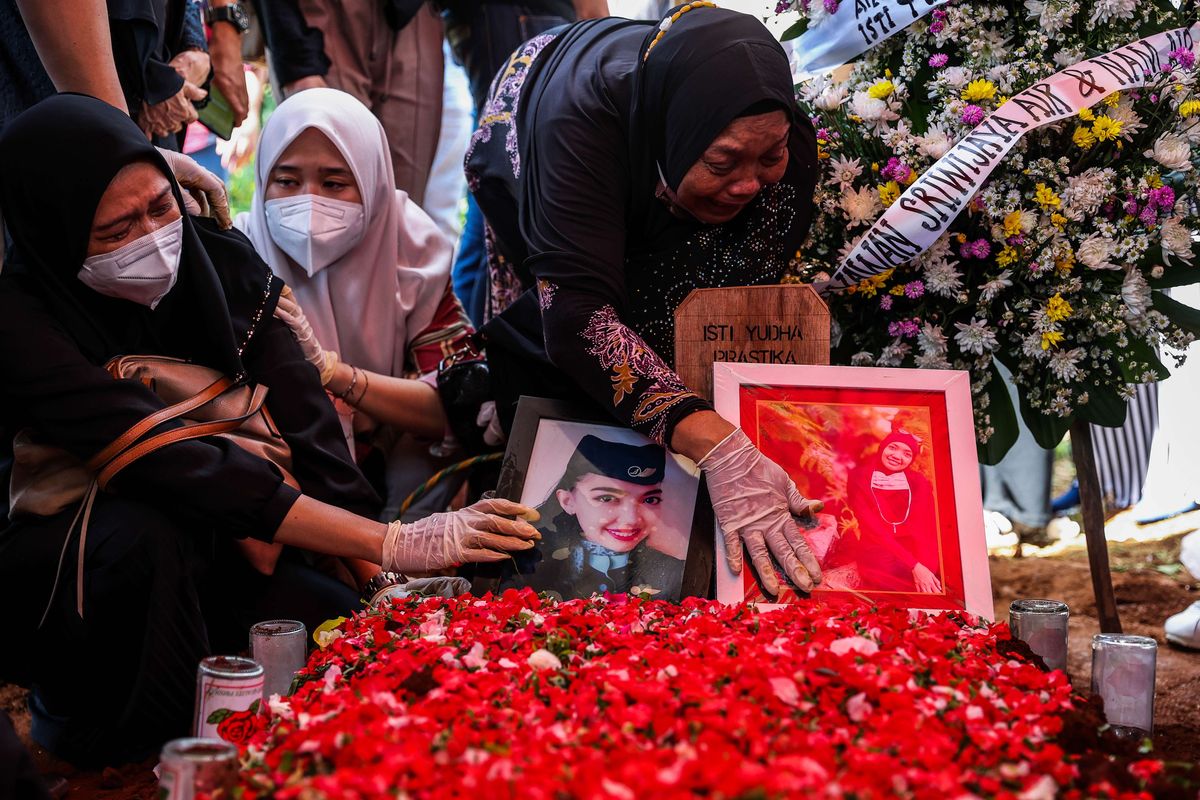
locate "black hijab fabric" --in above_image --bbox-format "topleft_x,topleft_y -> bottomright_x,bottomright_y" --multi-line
0,94 -> 276,379
632,8 -> 798,191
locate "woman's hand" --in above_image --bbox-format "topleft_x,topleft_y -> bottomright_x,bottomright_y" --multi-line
912,562 -> 943,594
381,498 -> 542,572
139,81 -> 207,138
698,427 -> 824,596
275,287 -> 339,384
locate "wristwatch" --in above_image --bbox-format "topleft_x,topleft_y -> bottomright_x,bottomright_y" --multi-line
205,2 -> 250,34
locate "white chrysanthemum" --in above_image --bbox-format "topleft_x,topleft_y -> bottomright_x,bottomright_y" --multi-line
978,270 -> 1014,303
1076,236 -> 1118,270
924,258 -> 964,297
1145,134 -> 1193,172
1048,347 -> 1086,382
954,319 -> 999,355
814,83 -> 849,111
1160,217 -> 1194,264
1090,0 -> 1136,24
1108,98 -> 1145,141
841,185 -> 882,227
826,155 -> 864,189
1122,268 -> 1152,322
915,350 -> 952,369
918,322 -> 949,354
1062,168 -> 1115,217
917,125 -> 953,160
940,67 -> 971,89
877,340 -> 912,367
849,91 -> 899,132
1025,0 -> 1076,32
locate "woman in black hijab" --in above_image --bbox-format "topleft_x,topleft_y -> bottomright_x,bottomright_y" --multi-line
0,95 -> 538,765
469,5 -> 824,598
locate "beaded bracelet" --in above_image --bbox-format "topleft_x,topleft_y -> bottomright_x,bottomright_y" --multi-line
643,1 -> 716,63
352,368 -> 370,405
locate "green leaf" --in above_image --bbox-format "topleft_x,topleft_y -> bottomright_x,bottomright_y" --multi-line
206,708 -> 233,725
780,18 -> 809,41
1153,290 -> 1200,336
978,362 -> 1019,466
1155,563 -> 1184,575
1075,383 -> 1127,428
1015,386 -> 1072,450
1148,265 -> 1200,290
249,699 -> 260,715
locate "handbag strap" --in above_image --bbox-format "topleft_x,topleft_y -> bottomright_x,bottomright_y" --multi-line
96,383 -> 270,490
85,376 -> 234,473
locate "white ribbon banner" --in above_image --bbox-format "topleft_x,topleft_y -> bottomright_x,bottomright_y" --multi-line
830,23 -> 1200,290
793,0 -> 950,76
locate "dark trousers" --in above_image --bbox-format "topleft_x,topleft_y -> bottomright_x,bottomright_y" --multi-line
0,495 -> 358,766
445,3 -> 572,326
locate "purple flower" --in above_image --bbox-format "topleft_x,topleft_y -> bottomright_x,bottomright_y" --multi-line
881,157 -> 913,183
904,281 -> 925,299
880,295 -> 894,310
929,20 -> 944,33
775,0 -> 791,12
1150,94 -> 1159,103
1170,47 -> 1197,70
1140,206 -> 1158,227
888,319 -> 920,338
1148,186 -> 1176,209
928,53 -> 949,68
961,105 -> 985,126
823,0 -> 839,12
959,238 -> 991,260
1124,196 -> 1140,216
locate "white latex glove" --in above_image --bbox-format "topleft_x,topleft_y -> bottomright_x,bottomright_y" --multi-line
476,401 -> 506,447
369,576 -> 473,607
156,147 -> 232,229
274,286 -> 339,384
912,563 -> 943,594
698,428 -> 824,596
381,498 -> 541,573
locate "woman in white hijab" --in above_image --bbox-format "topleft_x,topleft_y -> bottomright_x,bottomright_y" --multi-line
237,88 -> 475,515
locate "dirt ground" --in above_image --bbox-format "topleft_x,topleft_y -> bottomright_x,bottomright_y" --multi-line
5,527 -> 1198,798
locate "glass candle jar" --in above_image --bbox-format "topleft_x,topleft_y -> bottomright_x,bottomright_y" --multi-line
1091,633 -> 1157,737
193,656 -> 264,740
1009,599 -> 1070,673
158,737 -> 237,800
249,620 -> 307,699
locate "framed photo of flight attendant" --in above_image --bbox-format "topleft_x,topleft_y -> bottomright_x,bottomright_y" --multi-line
469,397 -> 713,602
712,364 -> 991,618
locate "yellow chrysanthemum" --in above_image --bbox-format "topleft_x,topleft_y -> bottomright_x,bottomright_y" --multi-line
955,233 -> 968,244
1046,293 -> 1072,323
1146,172 -> 1163,189
868,80 -> 895,99
1073,126 -> 1096,150
961,79 -> 997,103
889,284 -> 906,296
1102,92 -> 1120,108
997,246 -> 1019,266
1002,211 -> 1025,238
1078,107 -> 1096,121
1055,252 -> 1075,273
1041,330 -> 1064,351
1092,116 -> 1123,141
852,270 -> 892,298
1180,99 -> 1200,118
1035,183 -> 1061,209
1050,213 -> 1067,229
878,180 -> 901,207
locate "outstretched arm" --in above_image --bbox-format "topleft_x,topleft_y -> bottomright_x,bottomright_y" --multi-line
16,0 -> 128,113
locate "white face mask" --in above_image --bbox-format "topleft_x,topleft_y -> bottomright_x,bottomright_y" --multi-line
264,194 -> 366,276
78,216 -> 184,309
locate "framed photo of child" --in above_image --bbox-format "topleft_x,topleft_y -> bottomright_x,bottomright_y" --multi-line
712,364 -> 991,618
471,397 -> 713,601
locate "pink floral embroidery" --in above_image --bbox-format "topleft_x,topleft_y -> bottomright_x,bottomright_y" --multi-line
537,279 -> 558,311
582,305 -> 698,443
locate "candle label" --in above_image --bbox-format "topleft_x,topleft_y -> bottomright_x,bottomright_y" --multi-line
157,761 -> 194,800
195,677 -> 265,741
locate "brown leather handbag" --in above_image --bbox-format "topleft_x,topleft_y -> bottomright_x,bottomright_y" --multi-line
10,356 -> 297,624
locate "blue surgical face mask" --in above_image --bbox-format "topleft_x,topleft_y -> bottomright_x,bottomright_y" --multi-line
78,216 -> 184,309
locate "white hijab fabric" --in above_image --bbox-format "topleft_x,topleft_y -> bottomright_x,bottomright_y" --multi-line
236,88 -> 451,378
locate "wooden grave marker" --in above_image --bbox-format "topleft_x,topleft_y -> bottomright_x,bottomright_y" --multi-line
673,284 -> 831,402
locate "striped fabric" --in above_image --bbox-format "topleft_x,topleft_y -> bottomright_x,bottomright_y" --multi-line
1090,382 -> 1159,510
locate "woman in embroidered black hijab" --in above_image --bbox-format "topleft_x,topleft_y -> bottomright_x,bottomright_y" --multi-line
0,95 -> 538,765
469,6 -> 824,599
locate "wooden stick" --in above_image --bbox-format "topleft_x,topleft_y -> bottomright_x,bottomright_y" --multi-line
1069,420 -> 1122,634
